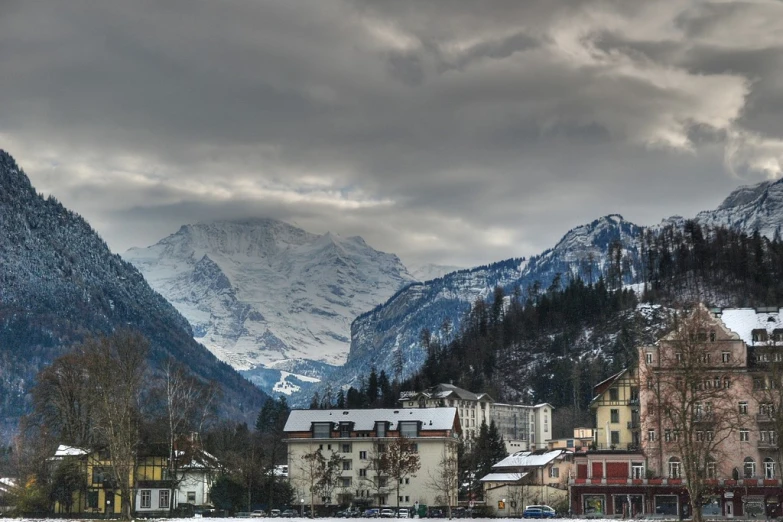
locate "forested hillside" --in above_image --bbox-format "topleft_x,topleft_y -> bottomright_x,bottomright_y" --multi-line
394,222 -> 783,436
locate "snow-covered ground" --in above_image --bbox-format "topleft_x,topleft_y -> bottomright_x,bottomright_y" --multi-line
3,518 -> 649,522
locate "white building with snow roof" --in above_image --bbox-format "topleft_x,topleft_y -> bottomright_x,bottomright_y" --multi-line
480,449 -> 572,517
284,408 -> 461,509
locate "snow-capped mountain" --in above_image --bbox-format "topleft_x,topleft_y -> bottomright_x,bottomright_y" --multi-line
316,215 -> 645,396
0,150 -> 266,435
123,219 -> 417,390
695,178 -> 783,239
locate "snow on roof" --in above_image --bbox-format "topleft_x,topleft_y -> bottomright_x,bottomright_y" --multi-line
718,308 -> 783,345
492,449 -> 564,469
480,472 -> 529,483
284,408 -> 458,432
53,444 -> 89,457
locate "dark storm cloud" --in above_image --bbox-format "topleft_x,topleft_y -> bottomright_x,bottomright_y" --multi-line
1,0 -> 781,267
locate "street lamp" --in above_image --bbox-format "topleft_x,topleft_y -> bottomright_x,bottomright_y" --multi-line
301,498 -> 304,517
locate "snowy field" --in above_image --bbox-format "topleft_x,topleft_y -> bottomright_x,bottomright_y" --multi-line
0,518 -> 644,522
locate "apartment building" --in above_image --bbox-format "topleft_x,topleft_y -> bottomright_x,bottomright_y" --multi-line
399,383 -> 552,451
570,305 -> 783,519
284,408 -> 460,508
590,368 -> 640,451
399,384 -> 491,440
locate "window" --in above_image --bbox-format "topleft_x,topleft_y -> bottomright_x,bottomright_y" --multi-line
340,423 -> 352,438
669,458 -> 681,478
755,377 -> 765,390
398,478 -> 410,485
744,457 -> 756,478
549,467 -> 559,478
702,353 -> 711,364
648,430 -> 656,442
740,429 -> 750,442
765,458 -> 776,479
141,490 -> 151,509
609,388 -> 619,401
359,451 -> 367,460
313,422 -> 332,439
753,329 -> 768,343
610,409 -> 619,423
341,477 -> 352,487
722,352 -> 730,363
377,443 -> 386,453
411,443 -> 418,452
375,421 -> 386,437
610,431 -> 620,445
378,477 -> 388,488
706,459 -> 716,479
632,463 -> 645,479
710,331 -> 716,342
359,469 -> 367,477
343,460 -> 352,471
675,352 -> 683,363
87,491 -> 99,509
724,377 -> 731,389
739,402 -> 748,414
647,378 -> 655,390
187,492 -> 196,503
760,403 -> 774,416
706,431 -> 714,441
665,429 -> 672,442
399,421 -> 419,438
92,466 -> 111,485
342,443 -> 352,453
696,431 -> 704,441
646,353 -> 653,364
159,490 -> 170,509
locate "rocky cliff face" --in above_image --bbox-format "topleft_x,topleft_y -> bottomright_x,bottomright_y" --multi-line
696,179 -> 783,239
0,150 -> 266,435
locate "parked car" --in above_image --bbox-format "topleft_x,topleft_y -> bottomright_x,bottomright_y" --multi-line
523,505 -> 557,518
364,508 -> 380,518
281,509 -> 296,518
251,510 -> 267,518
270,509 -> 281,517
396,508 -> 409,518
380,508 -> 395,518
236,512 -> 252,518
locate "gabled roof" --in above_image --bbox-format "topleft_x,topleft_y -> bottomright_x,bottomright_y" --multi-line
491,449 -> 566,469
590,368 -> 629,404
51,444 -> 89,458
400,383 -> 494,403
480,472 -> 529,483
284,408 -> 459,433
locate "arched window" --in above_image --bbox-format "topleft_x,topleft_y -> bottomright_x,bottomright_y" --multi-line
765,458 -> 776,479
744,457 -> 756,478
668,457 -> 681,478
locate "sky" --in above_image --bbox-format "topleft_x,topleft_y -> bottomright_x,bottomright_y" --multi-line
1,0 -> 782,269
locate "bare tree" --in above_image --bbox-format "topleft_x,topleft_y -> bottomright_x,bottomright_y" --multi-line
84,330 -> 148,520
297,446 -> 343,514
159,359 -> 218,513
426,444 -> 459,518
751,338 -> 783,485
379,436 -> 421,511
641,306 -> 747,522
361,443 -> 390,507
30,352 -> 93,447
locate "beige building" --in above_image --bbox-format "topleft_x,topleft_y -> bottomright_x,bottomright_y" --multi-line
284,408 -> 461,509
590,368 -> 640,450
481,449 -> 572,517
399,384 -> 491,440
400,384 -> 552,451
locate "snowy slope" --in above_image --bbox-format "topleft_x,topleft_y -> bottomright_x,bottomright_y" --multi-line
407,263 -> 464,282
123,219 -> 416,381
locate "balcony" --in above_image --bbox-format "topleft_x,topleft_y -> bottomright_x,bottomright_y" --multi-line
590,443 -> 642,452
758,440 -> 778,449
757,413 -> 775,424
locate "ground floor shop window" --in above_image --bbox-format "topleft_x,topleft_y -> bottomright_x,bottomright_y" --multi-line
613,495 -> 643,517
702,497 -> 720,516
654,495 -> 678,516
583,495 -> 605,516
744,498 -> 765,518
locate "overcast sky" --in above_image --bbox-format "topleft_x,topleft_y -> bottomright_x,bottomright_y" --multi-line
1,0 -> 782,268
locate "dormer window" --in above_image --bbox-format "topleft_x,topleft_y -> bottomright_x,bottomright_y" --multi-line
399,421 -> 419,438
375,421 -> 387,438
339,422 -> 354,438
753,329 -> 768,343
312,422 -> 332,439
